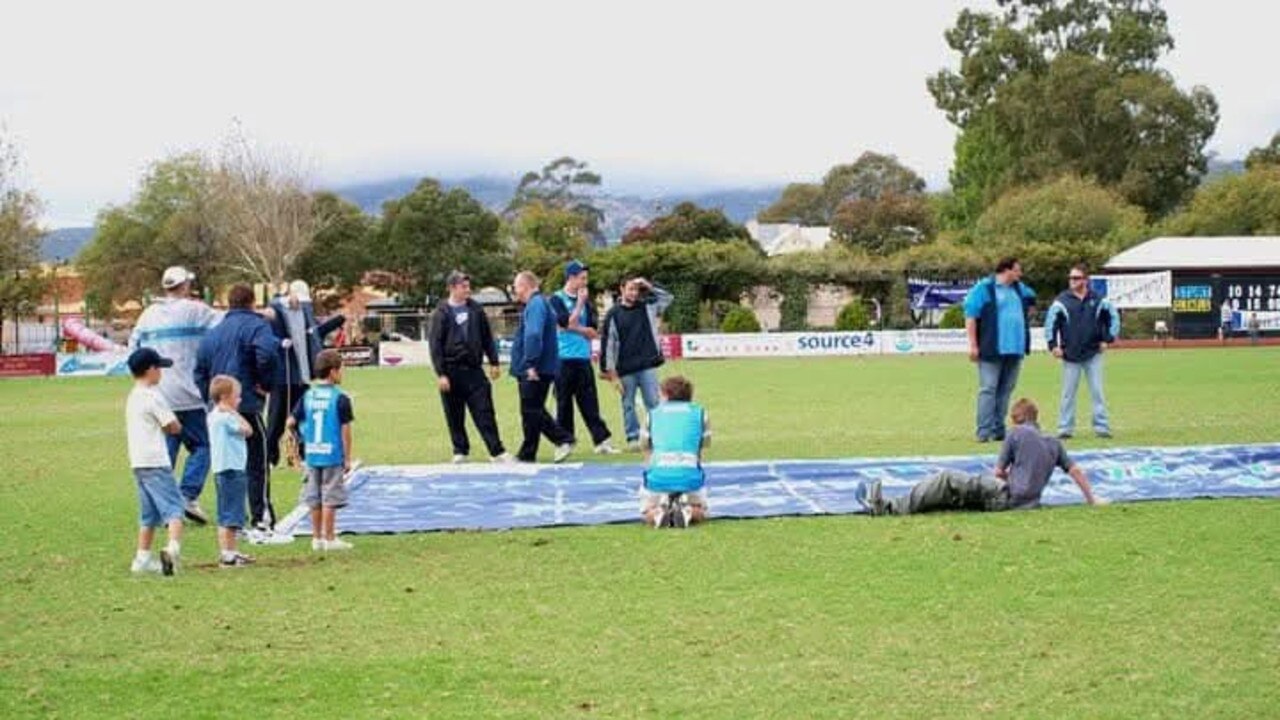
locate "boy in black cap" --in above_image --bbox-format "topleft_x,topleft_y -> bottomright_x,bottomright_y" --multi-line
125,348 -> 186,575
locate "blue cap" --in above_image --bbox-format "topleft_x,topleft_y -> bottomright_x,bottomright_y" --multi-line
128,347 -> 173,376
565,260 -> 588,279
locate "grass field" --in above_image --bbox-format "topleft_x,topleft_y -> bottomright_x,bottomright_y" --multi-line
2,348 -> 1278,718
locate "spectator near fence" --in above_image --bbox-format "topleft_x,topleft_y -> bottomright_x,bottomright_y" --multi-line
129,266 -> 220,525
600,277 -> 673,451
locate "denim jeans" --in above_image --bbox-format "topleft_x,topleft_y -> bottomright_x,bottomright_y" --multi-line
620,368 -> 662,441
166,408 -> 210,502
1059,354 -> 1110,434
976,356 -> 1023,440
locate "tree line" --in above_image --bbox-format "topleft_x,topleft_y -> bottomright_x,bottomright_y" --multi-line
4,0 -> 1280,339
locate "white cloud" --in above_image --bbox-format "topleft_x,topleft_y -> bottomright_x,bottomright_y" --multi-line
1,0 -> 1275,226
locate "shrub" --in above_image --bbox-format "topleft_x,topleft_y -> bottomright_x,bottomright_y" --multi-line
835,299 -> 871,331
939,304 -> 965,329
778,276 -> 810,331
720,306 -> 763,333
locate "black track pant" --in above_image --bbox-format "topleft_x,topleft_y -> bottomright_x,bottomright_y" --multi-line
517,377 -> 574,462
441,365 -> 505,457
240,411 -> 275,527
554,360 -> 612,446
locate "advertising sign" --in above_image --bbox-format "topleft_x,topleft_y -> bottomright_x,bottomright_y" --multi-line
0,353 -> 55,378
336,345 -> 378,367
56,352 -> 131,377
1094,272 -> 1172,309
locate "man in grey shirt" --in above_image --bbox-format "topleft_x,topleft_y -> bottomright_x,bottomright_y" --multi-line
858,398 -> 1104,515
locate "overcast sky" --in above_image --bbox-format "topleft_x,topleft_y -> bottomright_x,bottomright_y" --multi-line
2,0 -> 1276,227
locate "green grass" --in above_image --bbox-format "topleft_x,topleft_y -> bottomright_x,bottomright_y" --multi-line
1,348 -> 1278,718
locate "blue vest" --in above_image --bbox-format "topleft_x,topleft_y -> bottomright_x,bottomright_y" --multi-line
300,385 -> 345,468
554,290 -> 593,361
644,402 -> 706,493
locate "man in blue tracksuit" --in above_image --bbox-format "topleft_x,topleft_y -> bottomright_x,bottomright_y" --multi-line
195,284 -> 280,531
549,260 -> 618,455
964,257 -> 1037,443
1045,264 -> 1120,439
509,271 -> 575,464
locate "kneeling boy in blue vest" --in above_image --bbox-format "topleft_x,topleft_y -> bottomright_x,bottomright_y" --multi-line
288,350 -> 356,551
641,375 -> 711,527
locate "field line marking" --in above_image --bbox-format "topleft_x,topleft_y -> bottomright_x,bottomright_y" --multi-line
769,462 -> 827,514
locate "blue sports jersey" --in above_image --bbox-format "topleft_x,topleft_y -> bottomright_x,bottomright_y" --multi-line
644,401 -> 706,493
299,385 -> 347,468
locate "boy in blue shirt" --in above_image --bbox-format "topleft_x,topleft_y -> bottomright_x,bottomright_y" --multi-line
288,350 -> 355,551
208,375 -> 255,567
640,376 -> 712,528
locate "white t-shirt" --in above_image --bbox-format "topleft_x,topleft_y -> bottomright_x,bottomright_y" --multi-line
127,384 -> 177,469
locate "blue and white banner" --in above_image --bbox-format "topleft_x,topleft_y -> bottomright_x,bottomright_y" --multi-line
55,352 -> 130,377
287,444 -> 1280,535
1093,272 -> 1172,309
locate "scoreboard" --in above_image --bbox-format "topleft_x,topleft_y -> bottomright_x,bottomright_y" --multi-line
1172,274 -> 1280,337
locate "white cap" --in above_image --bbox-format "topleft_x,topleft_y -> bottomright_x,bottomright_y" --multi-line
288,279 -> 312,303
161,266 -> 195,289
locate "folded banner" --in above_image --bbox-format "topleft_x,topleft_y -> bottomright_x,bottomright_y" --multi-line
1094,272 -> 1172,309
284,443 -> 1280,535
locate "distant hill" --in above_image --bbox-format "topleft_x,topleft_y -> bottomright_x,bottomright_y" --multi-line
333,175 -> 784,243
41,227 -> 95,262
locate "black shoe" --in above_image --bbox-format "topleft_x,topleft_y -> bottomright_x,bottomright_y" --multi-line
220,553 -> 256,568
670,497 -> 688,529
976,435 -> 991,444
1057,431 -> 1074,440
856,480 -> 887,516
1095,430 -> 1113,439
159,550 -> 175,576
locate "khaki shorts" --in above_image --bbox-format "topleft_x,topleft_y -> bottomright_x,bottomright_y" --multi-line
302,465 -> 348,509
639,487 -> 708,514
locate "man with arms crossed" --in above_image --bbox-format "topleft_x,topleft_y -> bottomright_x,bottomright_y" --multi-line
549,260 -> 619,455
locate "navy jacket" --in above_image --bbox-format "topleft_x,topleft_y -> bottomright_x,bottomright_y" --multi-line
266,296 -> 343,385
194,309 -> 280,415
509,294 -> 561,379
1045,290 -> 1120,363
964,276 -> 1037,362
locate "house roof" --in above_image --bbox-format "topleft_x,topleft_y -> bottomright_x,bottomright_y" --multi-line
1105,236 -> 1280,271
746,221 -> 832,256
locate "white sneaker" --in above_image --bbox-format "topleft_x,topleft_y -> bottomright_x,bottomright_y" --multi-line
451,454 -> 468,465
130,556 -> 163,574
491,453 -> 516,464
311,538 -> 327,552
326,538 -> 353,551
594,441 -> 621,455
553,443 -> 574,464
626,440 -> 642,453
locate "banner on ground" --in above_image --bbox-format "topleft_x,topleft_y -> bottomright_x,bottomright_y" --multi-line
1094,272 -> 1172,309
0,353 -> 55,378
56,352 -> 131,377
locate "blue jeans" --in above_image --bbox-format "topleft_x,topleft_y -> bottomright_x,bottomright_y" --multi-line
1059,354 -> 1110,434
166,408 -> 210,502
215,469 -> 248,529
134,467 -> 185,527
976,357 -> 1023,440
620,368 -> 661,441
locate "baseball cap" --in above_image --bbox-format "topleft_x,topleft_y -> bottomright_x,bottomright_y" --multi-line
288,279 -> 312,303
565,260 -> 589,279
161,266 -> 195,289
446,270 -> 471,287
128,347 -> 173,376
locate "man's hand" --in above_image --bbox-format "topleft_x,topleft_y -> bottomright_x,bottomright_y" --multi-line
488,365 -> 501,381
281,338 -> 293,349
1052,347 -> 1064,359
581,327 -> 599,341
577,288 -> 589,303
343,459 -> 352,474
1099,342 -> 1109,353
968,345 -> 980,363
437,376 -> 451,393
526,368 -> 539,382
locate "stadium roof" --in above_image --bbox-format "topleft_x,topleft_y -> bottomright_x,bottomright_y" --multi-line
1105,236 -> 1280,271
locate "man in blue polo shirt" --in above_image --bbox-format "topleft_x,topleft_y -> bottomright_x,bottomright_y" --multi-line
964,256 -> 1037,443
549,260 -> 619,455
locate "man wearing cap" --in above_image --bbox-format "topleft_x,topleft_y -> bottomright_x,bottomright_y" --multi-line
548,261 -> 619,455
428,271 -> 514,464
265,280 -> 344,468
129,266 -> 221,525
195,284 -> 280,533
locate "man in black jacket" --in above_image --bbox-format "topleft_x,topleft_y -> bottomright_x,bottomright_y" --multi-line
600,277 -> 673,451
1045,265 -> 1120,439
428,271 -> 513,464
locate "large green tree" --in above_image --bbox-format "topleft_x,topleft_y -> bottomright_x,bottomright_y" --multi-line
929,0 -> 1218,219
290,191 -> 376,296
831,192 -> 934,255
0,133 -> 47,350
1162,166 -> 1280,237
757,183 -> 826,225
510,201 -> 591,289
759,152 -> 926,226
78,153 -> 224,315
375,179 -> 508,303
1245,132 -> 1280,171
